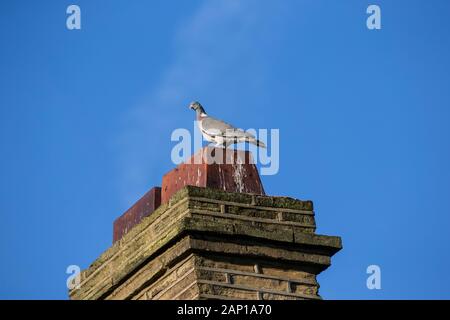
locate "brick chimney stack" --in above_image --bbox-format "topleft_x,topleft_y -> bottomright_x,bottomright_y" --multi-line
70,147 -> 342,300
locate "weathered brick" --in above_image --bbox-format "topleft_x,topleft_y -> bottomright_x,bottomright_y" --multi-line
69,186 -> 341,300
198,283 -> 257,299
231,275 -> 287,292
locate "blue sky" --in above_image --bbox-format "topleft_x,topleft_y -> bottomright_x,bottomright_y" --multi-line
1,0 -> 450,299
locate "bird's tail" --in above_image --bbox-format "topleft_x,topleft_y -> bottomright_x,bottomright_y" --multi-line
249,138 -> 266,148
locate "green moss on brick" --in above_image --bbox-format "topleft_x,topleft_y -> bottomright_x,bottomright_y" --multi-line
171,185 -> 314,211
184,186 -> 254,204
226,206 -> 277,220
282,212 -> 316,226
189,200 -> 221,212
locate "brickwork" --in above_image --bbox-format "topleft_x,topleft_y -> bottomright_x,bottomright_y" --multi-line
69,186 -> 341,300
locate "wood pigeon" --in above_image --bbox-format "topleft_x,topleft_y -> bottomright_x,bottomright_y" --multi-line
189,101 -> 266,148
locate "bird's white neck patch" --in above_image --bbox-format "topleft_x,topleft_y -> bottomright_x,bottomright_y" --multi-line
200,112 -> 208,118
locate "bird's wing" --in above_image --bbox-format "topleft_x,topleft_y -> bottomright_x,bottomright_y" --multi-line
200,117 -> 235,136
201,116 -> 256,139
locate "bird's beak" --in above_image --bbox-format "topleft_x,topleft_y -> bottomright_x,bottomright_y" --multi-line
189,104 -> 194,110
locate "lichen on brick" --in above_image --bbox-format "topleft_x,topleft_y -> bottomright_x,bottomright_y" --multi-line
70,184 -> 341,301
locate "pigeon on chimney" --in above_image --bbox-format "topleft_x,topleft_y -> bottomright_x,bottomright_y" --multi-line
189,101 -> 266,148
